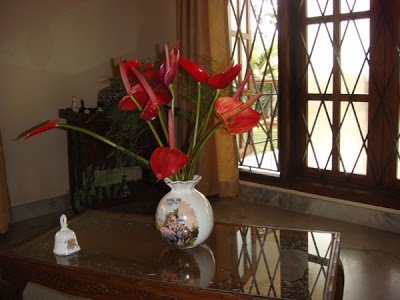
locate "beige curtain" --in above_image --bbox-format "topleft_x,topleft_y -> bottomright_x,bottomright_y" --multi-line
0,129 -> 12,234
176,0 -> 239,197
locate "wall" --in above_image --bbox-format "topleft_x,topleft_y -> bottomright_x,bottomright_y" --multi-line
0,0 -> 176,207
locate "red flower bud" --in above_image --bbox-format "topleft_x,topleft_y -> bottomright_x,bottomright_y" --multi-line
24,120 -> 59,140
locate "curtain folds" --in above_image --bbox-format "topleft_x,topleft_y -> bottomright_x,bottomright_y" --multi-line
176,0 -> 239,197
0,129 -> 12,234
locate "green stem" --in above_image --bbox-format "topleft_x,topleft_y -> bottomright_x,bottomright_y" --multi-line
170,85 -> 175,120
192,82 -> 202,149
184,120 -> 223,181
158,107 -> 169,144
201,89 -> 220,136
128,94 -> 164,147
56,123 -> 150,168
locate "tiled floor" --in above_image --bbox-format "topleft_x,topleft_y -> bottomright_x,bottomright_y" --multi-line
1,197 -> 399,299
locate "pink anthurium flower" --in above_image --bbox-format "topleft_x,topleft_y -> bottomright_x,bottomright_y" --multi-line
150,110 -> 188,180
119,57 -> 134,96
215,92 -> 263,134
24,120 -> 59,139
155,43 -> 179,86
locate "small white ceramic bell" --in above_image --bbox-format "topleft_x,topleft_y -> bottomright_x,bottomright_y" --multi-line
53,214 -> 81,256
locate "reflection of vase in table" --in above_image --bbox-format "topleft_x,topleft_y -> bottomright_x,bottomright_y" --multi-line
155,175 -> 214,249
159,244 -> 215,288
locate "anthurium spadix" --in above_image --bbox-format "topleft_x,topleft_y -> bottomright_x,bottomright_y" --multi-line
215,92 -> 263,134
150,110 -> 189,180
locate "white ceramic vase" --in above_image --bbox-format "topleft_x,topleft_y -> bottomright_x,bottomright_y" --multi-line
155,175 -> 214,249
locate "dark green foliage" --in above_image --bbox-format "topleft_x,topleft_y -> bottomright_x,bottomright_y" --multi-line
73,79 -> 162,211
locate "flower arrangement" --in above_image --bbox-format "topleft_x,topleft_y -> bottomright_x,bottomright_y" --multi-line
24,43 -> 262,182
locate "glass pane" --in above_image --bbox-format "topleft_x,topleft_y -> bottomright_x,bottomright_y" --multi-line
339,102 -> 368,175
341,0 -> 370,13
232,37 -> 239,64
307,0 -> 333,17
308,23 -> 333,94
241,0 -> 248,34
307,101 -> 333,170
340,19 -> 370,94
230,0 -> 238,31
231,0 -> 279,175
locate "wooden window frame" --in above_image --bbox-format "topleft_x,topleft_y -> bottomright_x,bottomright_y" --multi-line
240,0 -> 400,210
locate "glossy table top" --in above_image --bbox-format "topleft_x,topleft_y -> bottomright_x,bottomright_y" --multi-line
1,210 -> 341,299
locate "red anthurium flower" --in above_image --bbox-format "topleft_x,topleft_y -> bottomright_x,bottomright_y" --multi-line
155,43 -> 179,86
141,101 -> 159,120
24,120 -> 59,140
138,83 -> 173,120
125,60 -> 154,82
150,147 -> 189,180
215,92 -> 263,134
118,96 -> 135,110
122,67 -> 172,120
118,84 -> 149,111
150,109 -> 188,180
179,57 -> 241,89
119,57 -> 156,98
142,62 -> 155,80
124,60 -> 141,81
206,63 -> 242,89
153,84 -> 173,106
178,57 -> 209,83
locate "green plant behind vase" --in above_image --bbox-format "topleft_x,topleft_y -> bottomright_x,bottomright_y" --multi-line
74,79 -> 163,211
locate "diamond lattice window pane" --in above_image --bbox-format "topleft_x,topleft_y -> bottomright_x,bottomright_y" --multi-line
308,232 -> 332,299
307,0 -> 333,17
230,0 -> 279,175
308,23 -> 333,94
241,0 -> 249,34
340,19 -> 370,94
339,102 -> 368,175
307,101 -> 333,170
340,0 -> 370,14
232,36 -> 239,62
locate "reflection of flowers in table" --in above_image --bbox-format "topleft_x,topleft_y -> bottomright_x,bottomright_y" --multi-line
24,42 -> 262,183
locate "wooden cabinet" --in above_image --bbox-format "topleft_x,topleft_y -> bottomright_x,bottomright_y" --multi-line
59,109 -> 115,211
59,109 -> 168,213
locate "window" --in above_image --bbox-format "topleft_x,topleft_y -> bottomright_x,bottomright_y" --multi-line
228,0 -> 400,209
228,0 -> 279,176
